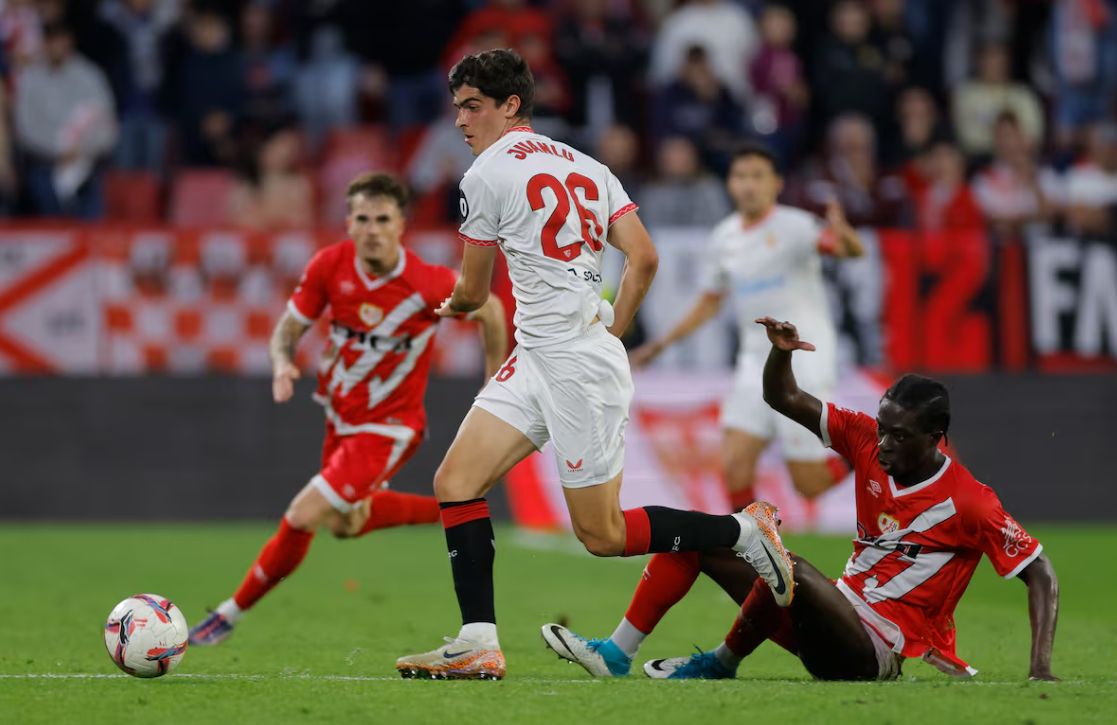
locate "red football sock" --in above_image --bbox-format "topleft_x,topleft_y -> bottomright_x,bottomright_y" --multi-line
232,518 -> 315,611
728,487 -> 756,511
724,577 -> 798,657
357,490 -> 441,535
624,552 -> 701,634
826,456 -> 851,487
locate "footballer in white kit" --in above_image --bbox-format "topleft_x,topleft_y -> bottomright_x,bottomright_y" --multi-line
632,143 -> 864,509
397,50 -> 802,681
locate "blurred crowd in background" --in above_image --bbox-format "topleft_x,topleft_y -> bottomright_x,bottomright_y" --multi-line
0,0 -> 1115,240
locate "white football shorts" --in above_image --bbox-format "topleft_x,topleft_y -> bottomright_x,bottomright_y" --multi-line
473,323 -> 633,488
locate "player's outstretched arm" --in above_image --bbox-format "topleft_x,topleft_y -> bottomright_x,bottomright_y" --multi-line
1018,553 -> 1060,681
630,290 -> 724,368
606,211 -> 659,338
437,244 -> 497,316
825,200 -> 865,258
269,311 -> 311,403
757,317 -> 824,436
468,294 -> 508,379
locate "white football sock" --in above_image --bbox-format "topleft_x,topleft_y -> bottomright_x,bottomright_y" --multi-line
609,618 -> 646,658
731,512 -> 756,552
215,598 -> 243,624
459,622 -> 500,649
714,642 -> 743,671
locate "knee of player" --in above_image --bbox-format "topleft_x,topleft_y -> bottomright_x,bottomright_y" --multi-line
433,463 -> 470,502
575,528 -> 625,557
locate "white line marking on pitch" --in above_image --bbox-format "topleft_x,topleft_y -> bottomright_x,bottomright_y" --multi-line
0,673 -> 603,684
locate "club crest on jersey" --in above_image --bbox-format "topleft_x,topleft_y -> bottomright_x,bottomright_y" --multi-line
359,303 -> 383,327
877,513 -> 900,535
1000,515 -> 1032,557
765,232 -> 777,248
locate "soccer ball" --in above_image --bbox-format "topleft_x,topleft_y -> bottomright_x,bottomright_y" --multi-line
103,594 -> 189,678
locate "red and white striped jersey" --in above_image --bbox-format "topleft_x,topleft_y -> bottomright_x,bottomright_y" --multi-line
288,241 -> 456,434
821,402 -> 1042,676
457,126 -> 637,348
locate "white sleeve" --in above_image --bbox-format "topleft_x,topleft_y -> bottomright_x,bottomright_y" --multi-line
457,171 -> 500,246
604,169 -> 638,226
792,212 -> 826,257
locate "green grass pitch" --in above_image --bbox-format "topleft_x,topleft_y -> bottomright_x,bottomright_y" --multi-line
1,523 -> 1114,724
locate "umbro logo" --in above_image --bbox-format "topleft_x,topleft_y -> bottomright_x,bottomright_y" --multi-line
868,479 -> 882,497
339,280 -> 356,295
565,458 -> 583,472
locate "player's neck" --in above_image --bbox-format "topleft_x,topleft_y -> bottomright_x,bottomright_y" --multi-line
892,450 -> 947,488
361,250 -> 400,278
739,205 -> 774,226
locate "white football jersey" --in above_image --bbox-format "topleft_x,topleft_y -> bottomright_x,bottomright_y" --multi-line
699,205 -> 837,364
458,126 -> 637,348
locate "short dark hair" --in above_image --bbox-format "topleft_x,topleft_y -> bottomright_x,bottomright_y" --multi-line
346,172 -> 410,213
883,374 -> 951,437
730,141 -> 781,175
448,48 -> 535,119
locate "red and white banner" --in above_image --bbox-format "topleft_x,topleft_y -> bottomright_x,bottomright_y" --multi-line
0,229 -> 98,373
506,368 -> 889,534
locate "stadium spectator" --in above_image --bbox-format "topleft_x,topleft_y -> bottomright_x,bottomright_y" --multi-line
293,26 -> 357,151
868,0 -> 916,94
652,44 -> 743,173
911,139 -> 984,232
162,6 -> 243,166
893,86 -> 947,167
329,0 -> 464,131
100,0 -> 180,171
228,125 -> 313,230
952,40 -> 1044,159
442,0 -> 552,69
638,136 -> 730,227
14,21 -> 117,218
516,28 -> 570,135
649,0 -> 760,102
406,106 -> 477,224
0,0 -> 42,72
788,113 -> 908,228
1061,122 -> 1117,237
810,1 -> 890,135
1050,0 -> 1117,144
239,2 -> 296,135
594,123 -> 644,193
748,3 -> 808,164
972,111 -> 1057,237
554,0 -> 649,132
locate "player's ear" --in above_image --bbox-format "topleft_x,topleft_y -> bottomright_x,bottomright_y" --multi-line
503,94 -> 522,120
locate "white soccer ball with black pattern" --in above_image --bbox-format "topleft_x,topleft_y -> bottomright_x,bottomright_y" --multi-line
103,594 -> 189,678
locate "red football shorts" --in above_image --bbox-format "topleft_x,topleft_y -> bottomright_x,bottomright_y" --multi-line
310,422 -> 423,512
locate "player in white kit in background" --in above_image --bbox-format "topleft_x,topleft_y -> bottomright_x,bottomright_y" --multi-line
632,143 -> 864,512
396,50 -> 801,681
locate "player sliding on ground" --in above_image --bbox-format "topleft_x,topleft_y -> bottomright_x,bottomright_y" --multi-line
630,142 -> 863,510
189,173 -> 508,646
545,317 -> 1059,682
396,49 -> 798,681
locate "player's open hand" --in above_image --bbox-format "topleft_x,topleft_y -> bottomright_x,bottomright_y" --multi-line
629,340 -> 666,369
272,360 -> 300,403
755,317 -> 816,352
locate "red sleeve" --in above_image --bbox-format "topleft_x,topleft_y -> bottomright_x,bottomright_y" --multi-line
819,402 -> 877,465
288,248 -> 331,323
420,263 -> 459,311
970,486 -> 1043,579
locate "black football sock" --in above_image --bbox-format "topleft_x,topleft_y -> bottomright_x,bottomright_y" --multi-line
622,506 -> 741,555
440,498 -> 496,624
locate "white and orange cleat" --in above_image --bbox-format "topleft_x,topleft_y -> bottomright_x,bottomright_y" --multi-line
395,638 -> 506,680
731,500 -> 796,607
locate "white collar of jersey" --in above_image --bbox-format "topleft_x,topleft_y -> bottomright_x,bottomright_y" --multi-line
353,247 -> 406,291
888,454 -> 952,497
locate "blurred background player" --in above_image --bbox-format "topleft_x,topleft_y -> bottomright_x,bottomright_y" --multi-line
631,142 -> 863,511
189,172 -> 508,646
546,317 -> 1059,682
396,49 -> 796,681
